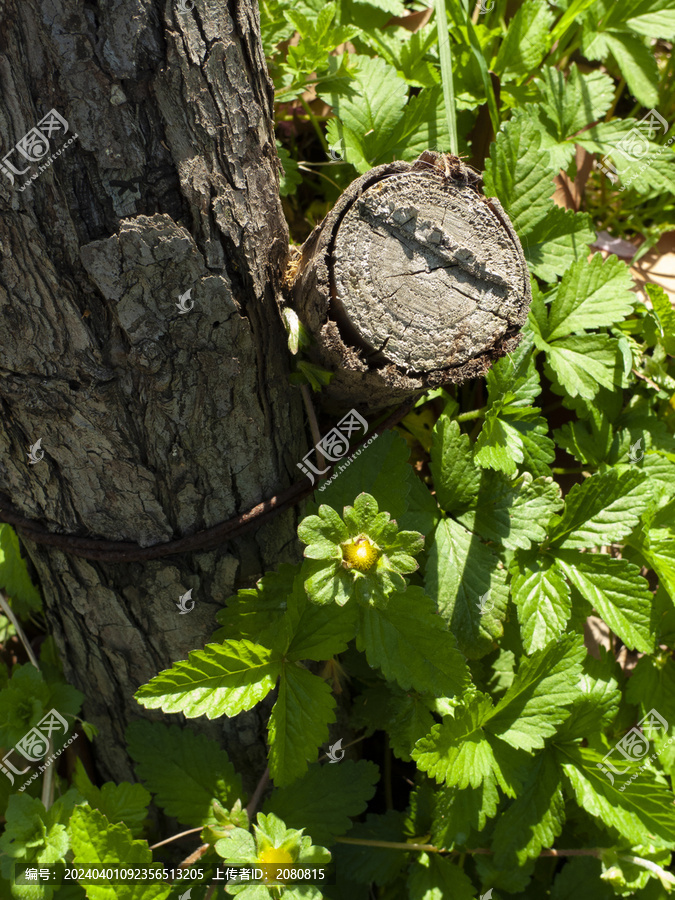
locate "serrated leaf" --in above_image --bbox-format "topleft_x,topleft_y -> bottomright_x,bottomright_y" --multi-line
268,664 -> 336,786
407,851 -> 476,899
544,333 -> 621,399
68,807 -> 169,900
557,652 -> 622,743
413,695 -> 524,795
426,518 -> 508,659
603,32 -> 659,108
356,587 -> 468,697
626,656 -> 675,727
430,417 -> 481,514
548,468 -> 651,549
494,0 -> 555,80
544,254 -> 636,341
314,430 -> 412,520
0,792 -> 79,900
263,760 -> 379,845
134,640 -> 281,719
484,635 -> 585,752
0,525 -> 41,615
126,720 -> 244,827
557,744 -> 675,847
431,778 -> 500,847
483,113 -> 593,279
511,553 -> 572,653
532,64 -> 615,144
318,55 -> 409,172
285,574 -> 357,662
555,552 -> 655,653
647,282 -> 675,355
456,471 -> 562,550
72,760 -> 150,837
491,749 -> 565,865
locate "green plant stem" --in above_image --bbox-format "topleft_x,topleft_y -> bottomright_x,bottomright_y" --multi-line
335,837 -> 606,858
456,406 -> 487,422
434,0 -> 458,155
299,97 -> 329,152
552,467 -> 586,475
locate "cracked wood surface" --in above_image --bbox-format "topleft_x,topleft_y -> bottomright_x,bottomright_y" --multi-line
291,153 -> 531,412
0,0 -> 303,784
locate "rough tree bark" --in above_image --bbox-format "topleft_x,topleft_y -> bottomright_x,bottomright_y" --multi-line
0,0 -> 305,785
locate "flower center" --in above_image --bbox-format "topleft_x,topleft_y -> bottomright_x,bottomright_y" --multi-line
258,846 -> 294,866
342,536 -> 380,572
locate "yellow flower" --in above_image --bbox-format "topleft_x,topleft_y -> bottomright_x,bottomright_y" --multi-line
341,536 -> 380,572
258,846 -> 294,866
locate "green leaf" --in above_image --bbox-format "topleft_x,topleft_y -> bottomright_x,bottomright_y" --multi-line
134,640 -> 281,719
603,33 -> 659,108
276,142 -> 302,198
557,744 -> 675,847
215,565 -> 294,646
511,552 -> 572,653
556,651 -> 622,742
491,749 -> 565,865
456,471 -> 563,550
483,113 -> 594,280
331,811 -> 407,885
555,551 -> 655,653
314,430 -> 412,520
126,720 -> 244,827
263,760 -> 379,845
494,0 -> 555,80
268,663 -> 336,786
0,525 -> 41,615
353,683 -> 436,762
356,587 -> 468,697
318,55 -> 409,173
0,792 -> 79,899
412,694 -> 523,795
68,807 -> 169,900
626,655 -> 675,727
407,851 -> 476,899
430,417 -> 481,514
484,635 -> 585,752
544,333 -> 622,399
0,664 -> 81,748
285,577 -> 357,662
431,778 -> 500,847
548,468 -> 651,549
646,282 -> 675,355
543,254 -> 636,341
426,518 -> 509,659
531,64 -> 615,145
72,760 -> 150,837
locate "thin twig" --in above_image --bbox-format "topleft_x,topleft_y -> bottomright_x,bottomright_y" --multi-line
246,767 -> 270,821
179,843 -> 210,868
0,589 -> 40,668
150,826 -> 202,850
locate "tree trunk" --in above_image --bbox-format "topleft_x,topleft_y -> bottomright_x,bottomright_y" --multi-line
0,0 -> 304,787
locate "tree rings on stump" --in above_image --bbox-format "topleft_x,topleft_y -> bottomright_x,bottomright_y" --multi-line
288,151 -> 532,412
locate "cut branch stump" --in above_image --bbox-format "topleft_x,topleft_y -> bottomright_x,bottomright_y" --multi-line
289,152 -> 532,412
